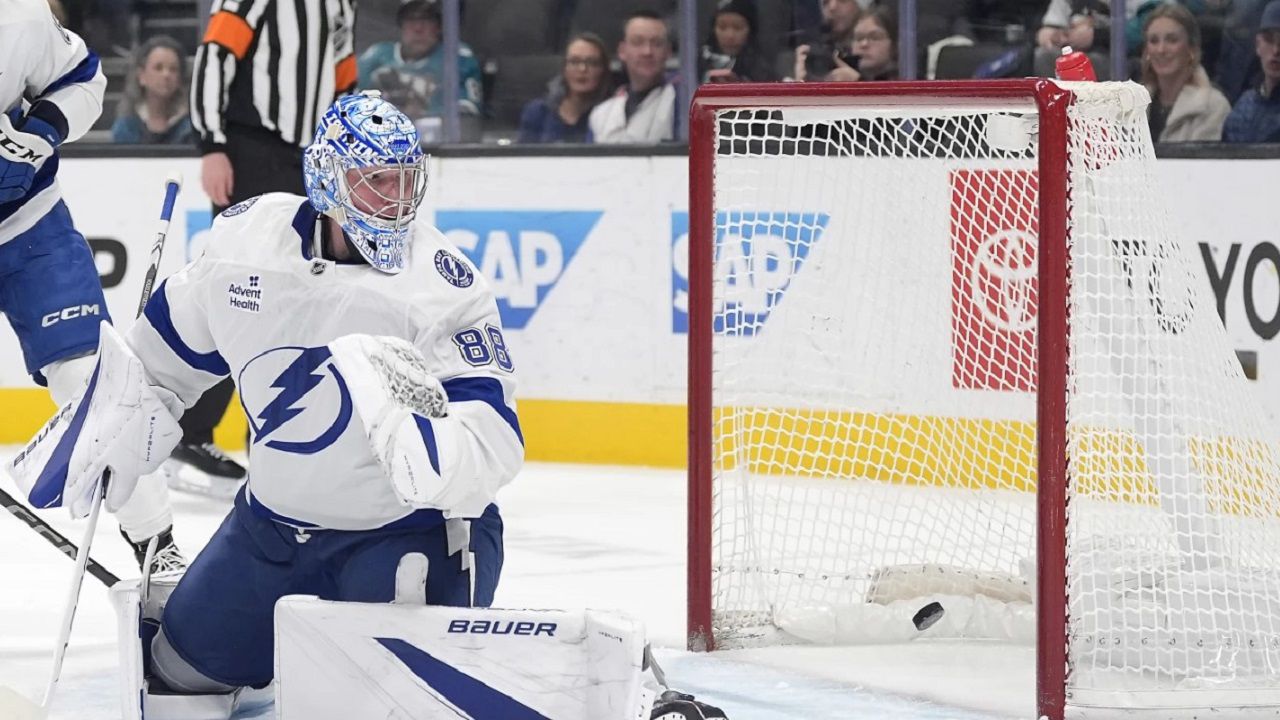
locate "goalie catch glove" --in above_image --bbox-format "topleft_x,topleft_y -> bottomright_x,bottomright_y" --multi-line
9,323 -> 183,518
651,690 -> 729,720
328,334 -> 453,507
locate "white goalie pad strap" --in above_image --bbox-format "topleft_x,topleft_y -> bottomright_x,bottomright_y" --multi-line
275,597 -> 656,720
10,322 -> 183,518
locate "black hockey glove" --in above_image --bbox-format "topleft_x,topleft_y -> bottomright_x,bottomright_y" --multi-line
650,689 -> 728,720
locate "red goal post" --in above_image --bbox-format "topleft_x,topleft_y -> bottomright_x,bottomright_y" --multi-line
686,79 -> 1280,720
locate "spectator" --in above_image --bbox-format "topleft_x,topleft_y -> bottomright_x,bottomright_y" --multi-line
849,7 -> 899,80
112,36 -> 194,144
1140,3 -> 1230,142
793,0 -> 861,81
588,10 -> 677,144
1215,0 -> 1269,102
1223,0 -> 1280,141
701,0 -> 777,83
518,33 -> 612,143
358,0 -> 483,133
1034,0 -> 1113,78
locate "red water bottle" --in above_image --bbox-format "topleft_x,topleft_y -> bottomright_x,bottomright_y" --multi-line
1055,45 -> 1097,82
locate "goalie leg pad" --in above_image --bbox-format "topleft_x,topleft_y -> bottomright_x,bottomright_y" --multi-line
160,492 -> 502,693
275,598 -> 656,720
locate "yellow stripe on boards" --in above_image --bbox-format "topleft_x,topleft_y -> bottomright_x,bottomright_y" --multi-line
713,407 -> 1037,492
518,399 -> 687,467
1,388 -> 1274,516
0,391 -> 691,467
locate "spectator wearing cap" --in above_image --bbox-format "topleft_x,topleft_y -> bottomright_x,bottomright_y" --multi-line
701,0 -> 777,83
357,0 -> 483,125
588,10 -> 678,144
1140,3 -> 1230,142
519,33 -> 613,143
1223,0 -> 1280,142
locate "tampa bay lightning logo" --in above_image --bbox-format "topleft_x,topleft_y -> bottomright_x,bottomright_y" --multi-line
434,249 -> 474,288
221,196 -> 260,218
238,345 -> 352,454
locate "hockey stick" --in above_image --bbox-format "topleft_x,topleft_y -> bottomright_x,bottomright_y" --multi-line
0,493 -> 119,586
0,175 -> 182,719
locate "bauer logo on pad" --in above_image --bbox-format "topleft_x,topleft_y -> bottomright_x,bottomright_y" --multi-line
671,211 -> 829,336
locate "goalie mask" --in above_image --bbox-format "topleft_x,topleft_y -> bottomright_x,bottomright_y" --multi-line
303,92 -> 428,274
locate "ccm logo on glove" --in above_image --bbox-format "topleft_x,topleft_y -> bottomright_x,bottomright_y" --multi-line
447,620 -> 557,637
41,303 -> 101,327
0,137 -> 44,162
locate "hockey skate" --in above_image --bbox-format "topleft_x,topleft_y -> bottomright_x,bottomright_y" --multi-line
121,526 -> 187,574
650,690 -> 728,720
163,441 -> 245,500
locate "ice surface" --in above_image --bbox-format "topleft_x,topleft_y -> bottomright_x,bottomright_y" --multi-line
0,454 -> 1026,719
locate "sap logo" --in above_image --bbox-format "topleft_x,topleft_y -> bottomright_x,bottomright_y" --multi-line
671,211 -> 830,335
41,304 -> 100,327
238,345 -> 352,455
447,619 -> 557,636
437,210 -> 600,329
186,209 -> 213,263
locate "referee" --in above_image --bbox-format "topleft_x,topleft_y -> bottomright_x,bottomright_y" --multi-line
174,0 -> 357,497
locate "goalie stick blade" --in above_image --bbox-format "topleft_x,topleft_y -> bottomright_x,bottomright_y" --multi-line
0,686 -> 46,720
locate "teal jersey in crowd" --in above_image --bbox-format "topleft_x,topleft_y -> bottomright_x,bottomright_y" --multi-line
357,41 -> 483,119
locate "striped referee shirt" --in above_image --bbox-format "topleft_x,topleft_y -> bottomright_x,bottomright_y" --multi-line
192,0 -> 357,153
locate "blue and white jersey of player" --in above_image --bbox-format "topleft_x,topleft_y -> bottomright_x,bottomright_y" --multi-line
127,193 -> 524,531
0,0 -> 107,244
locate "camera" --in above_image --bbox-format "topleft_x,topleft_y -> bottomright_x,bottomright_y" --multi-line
804,41 -> 859,79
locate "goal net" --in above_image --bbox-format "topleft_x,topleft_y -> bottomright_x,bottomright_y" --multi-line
686,80 -> 1280,718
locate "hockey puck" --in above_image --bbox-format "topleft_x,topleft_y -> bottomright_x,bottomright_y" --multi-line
913,601 -> 945,631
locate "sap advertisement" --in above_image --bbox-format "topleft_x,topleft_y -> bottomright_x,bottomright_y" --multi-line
0,154 -> 1278,429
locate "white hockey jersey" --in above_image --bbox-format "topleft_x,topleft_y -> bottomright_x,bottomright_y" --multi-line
127,194 -> 524,530
0,0 -> 107,243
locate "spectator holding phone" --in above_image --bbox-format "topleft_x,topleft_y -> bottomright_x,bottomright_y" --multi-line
793,0 -> 861,81
701,0 -> 777,83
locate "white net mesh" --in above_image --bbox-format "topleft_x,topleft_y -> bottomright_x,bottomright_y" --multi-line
700,82 -> 1280,710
